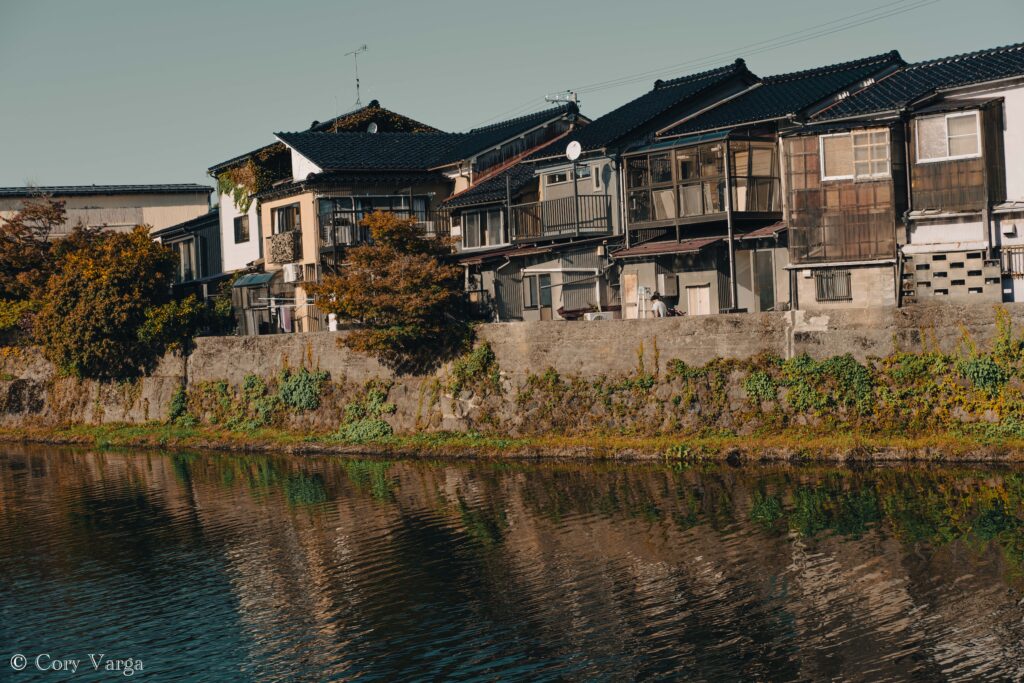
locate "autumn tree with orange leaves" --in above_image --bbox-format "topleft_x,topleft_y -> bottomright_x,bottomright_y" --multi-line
311,211 -> 469,372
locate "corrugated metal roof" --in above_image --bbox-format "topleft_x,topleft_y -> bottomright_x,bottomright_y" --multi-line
233,272 -> 275,287
612,236 -> 721,258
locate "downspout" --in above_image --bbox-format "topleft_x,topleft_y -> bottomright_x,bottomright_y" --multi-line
901,110 -> 914,307
723,137 -> 739,311
615,153 -> 629,249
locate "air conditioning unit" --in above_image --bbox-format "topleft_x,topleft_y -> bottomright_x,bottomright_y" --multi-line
584,312 -> 613,321
282,263 -> 304,283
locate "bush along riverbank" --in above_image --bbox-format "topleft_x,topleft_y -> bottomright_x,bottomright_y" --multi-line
9,308 -> 1024,460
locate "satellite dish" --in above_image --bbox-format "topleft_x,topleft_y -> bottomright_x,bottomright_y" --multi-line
565,140 -> 581,161
367,122 -> 379,134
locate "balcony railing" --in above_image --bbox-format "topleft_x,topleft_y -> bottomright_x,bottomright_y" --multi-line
318,210 -> 452,250
510,195 -> 612,243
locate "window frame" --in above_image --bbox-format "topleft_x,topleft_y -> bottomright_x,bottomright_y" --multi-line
461,207 -> 506,251
914,110 -> 982,164
233,215 -> 250,243
271,203 -> 301,235
818,128 -> 891,182
546,171 -> 569,186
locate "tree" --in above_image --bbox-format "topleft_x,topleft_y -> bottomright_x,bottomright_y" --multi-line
34,226 -> 204,379
0,195 -> 66,299
311,211 -> 468,372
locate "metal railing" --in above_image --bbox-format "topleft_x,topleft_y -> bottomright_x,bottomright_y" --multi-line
318,210 -> 451,250
510,195 -> 613,243
814,268 -> 853,302
1002,246 -> 1024,279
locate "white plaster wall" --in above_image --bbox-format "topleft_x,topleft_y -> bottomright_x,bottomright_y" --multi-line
219,192 -> 261,272
290,149 -> 321,183
1000,85 -> 1024,201
909,219 -> 985,246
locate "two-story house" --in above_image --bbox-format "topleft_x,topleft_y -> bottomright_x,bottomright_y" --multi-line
799,42 -> 1024,306
243,106 -> 579,333
447,60 -> 759,321
208,100 -> 440,278
617,51 -> 905,317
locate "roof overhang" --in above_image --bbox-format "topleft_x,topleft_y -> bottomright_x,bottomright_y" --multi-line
902,240 -> 988,255
612,236 -> 721,259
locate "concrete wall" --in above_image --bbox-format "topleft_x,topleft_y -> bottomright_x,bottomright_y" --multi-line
794,262 -> 896,311
5,302 -> 1024,428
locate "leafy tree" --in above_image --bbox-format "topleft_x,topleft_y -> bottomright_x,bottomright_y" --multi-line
0,195 -> 67,299
34,226 -> 203,379
311,211 -> 468,372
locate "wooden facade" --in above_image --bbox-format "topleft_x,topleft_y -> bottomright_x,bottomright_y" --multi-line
907,102 -> 1005,212
784,125 -> 904,264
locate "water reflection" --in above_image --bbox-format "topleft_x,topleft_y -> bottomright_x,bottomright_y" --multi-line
2,448 -> 1024,681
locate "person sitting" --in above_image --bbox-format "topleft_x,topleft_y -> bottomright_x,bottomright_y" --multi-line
650,292 -> 668,318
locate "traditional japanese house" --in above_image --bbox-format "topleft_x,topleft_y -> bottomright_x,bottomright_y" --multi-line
619,51 -> 905,317
454,60 -> 758,321
807,42 -> 1024,305
208,100 -> 440,277
151,207 -> 225,300
241,106 -> 579,333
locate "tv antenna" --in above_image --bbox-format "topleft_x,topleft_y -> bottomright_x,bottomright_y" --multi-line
345,44 -> 369,106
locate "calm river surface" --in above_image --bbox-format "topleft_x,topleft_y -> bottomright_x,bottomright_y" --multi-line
3,448 -> 1024,681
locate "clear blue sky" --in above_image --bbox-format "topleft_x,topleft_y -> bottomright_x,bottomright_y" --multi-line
1,0 -> 1021,189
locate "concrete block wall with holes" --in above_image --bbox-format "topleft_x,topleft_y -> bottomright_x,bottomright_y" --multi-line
901,250 -> 1002,303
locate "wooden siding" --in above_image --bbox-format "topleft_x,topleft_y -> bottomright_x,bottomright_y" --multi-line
784,130 -> 901,264
908,103 -> 1005,211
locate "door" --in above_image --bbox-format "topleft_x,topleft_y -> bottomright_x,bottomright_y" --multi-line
623,272 -> 639,319
754,250 -> 776,312
686,284 -> 711,316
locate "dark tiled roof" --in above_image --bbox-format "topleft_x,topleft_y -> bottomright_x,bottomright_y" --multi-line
0,184 -> 212,198
534,60 -> 754,157
438,105 -> 578,165
442,164 -> 536,208
209,101 -> 442,172
151,207 -> 219,238
275,131 -> 461,171
612,236 -> 721,258
817,42 -> 1024,120
661,51 -> 904,137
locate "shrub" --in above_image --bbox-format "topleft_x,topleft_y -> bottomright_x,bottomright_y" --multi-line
167,384 -> 189,424
277,367 -> 330,411
336,380 -> 397,443
448,343 -> 500,397
956,355 -> 1009,395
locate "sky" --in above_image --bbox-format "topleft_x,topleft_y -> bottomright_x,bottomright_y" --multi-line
1,0 -> 1021,189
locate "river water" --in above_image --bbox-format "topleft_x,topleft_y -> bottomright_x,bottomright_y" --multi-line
2,447 -> 1024,681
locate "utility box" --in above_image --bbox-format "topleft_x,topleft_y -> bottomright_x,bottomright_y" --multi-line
656,271 -> 678,297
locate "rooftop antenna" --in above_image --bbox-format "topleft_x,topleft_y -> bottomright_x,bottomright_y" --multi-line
345,44 -> 369,106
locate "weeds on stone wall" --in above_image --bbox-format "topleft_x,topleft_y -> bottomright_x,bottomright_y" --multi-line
335,380 -> 397,443
448,343 -> 501,398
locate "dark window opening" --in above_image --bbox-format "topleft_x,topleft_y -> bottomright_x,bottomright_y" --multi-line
814,268 -> 852,302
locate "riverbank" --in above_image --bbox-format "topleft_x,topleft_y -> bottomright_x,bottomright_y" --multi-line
4,422 -> 1024,462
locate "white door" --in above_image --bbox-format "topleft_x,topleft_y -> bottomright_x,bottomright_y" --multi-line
686,284 -> 711,316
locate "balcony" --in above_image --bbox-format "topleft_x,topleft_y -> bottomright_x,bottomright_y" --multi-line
510,195 -> 613,243
269,230 -> 302,264
318,211 -> 452,251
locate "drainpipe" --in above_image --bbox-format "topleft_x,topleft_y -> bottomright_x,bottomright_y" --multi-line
723,139 -> 739,311
615,153 -> 629,249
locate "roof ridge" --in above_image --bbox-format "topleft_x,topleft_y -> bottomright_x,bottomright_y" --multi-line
762,50 -> 903,83
654,58 -> 748,90
276,130 -> 460,138
447,132 -> 570,197
906,41 -> 1024,71
465,104 -> 574,134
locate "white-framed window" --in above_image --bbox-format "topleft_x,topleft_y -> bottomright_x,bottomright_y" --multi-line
592,163 -> 603,191
915,111 -> 981,163
546,171 -> 568,185
574,165 -> 591,180
462,208 -> 505,249
819,128 -> 890,181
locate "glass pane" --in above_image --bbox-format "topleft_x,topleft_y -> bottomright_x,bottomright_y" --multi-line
870,160 -> 888,175
539,274 -> 552,307
703,180 -> 723,213
628,190 -> 651,222
750,145 -> 774,176
487,210 -> 503,244
652,188 -> 676,220
626,157 -> 649,188
871,130 -> 887,144
650,154 -> 672,184
853,145 -> 870,161
679,184 -> 702,216
916,116 -> 947,160
949,133 -> 979,157
854,161 -> 870,177
731,145 -> 750,177
852,132 -> 869,147
676,149 -> 699,181
699,144 -> 724,178
947,114 -> 977,137
821,135 -> 853,177
732,179 -> 748,212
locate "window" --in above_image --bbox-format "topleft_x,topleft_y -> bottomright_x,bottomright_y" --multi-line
272,204 -> 300,234
546,171 -> 568,185
814,268 -> 852,302
523,274 -> 552,308
462,208 -> 505,249
592,164 -> 603,190
819,129 -> 890,180
318,195 -> 430,247
233,215 -> 250,243
574,165 -> 591,180
915,111 -> 981,163
171,240 -> 196,283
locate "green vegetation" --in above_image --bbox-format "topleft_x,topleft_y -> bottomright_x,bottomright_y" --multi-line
336,380 -> 397,443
